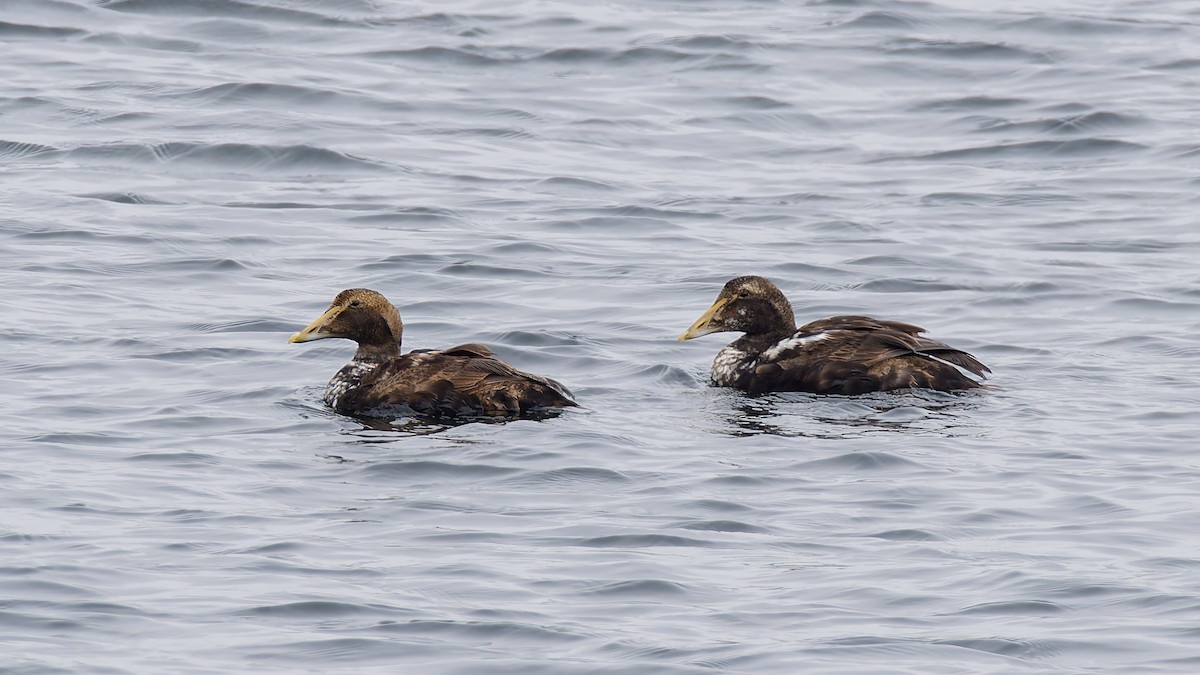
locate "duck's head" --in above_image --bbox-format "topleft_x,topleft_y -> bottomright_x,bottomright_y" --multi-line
289,288 -> 404,356
677,276 -> 796,341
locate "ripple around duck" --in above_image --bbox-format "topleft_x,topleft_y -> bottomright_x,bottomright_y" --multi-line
123,451 -> 220,466
241,637 -> 441,664
911,138 -> 1147,161
1150,58 -> 1200,71
84,30 -> 202,53
0,21 -> 83,38
975,111 -> 1147,135
359,461 -> 519,481
235,600 -> 396,618
0,579 -> 99,600
887,38 -> 1052,63
1106,296 -> 1200,317
97,0 -> 343,25
13,228 -> 161,245
580,579 -> 692,597
655,34 -> 761,51
362,46 -> 503,66
1137,557 -> 1200,571
171,82 -> 397,112
834,10 -> 925,30
495,466 -> 632,491
865,528 -> 942,541
164,142 -> 384,172
76,191 -> 172,205
1028,239 -> 1176,253
855,278 -> 968,293
62,142 -> 384,173
368,619 -> 587,643
950,600 -> 1070,616
345,213 -> 466,229
0,139 -> 58,159
673,519 -> 772,534
575,534 -> 721,548
795,451 -> 927,471
1004,14 -> 1153,36
912,95 -> 1029,112
436,262 -> 556,279
926,138 -> 1142,159
532,46 -> 704,66
188,319 -> 297,334
687,499 -> 757,514
0,610 -> 84,633
933,637 -> 1063,659
530,176 -> 617,191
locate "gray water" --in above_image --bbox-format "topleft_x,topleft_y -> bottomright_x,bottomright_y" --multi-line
3,0 -> 1200,672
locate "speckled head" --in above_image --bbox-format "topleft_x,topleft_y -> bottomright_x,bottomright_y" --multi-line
289,288 -> 405,356
677,275 -> 796,341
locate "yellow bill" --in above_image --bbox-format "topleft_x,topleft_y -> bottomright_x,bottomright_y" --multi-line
289,306 -> 344,343
677,297 -> 728,341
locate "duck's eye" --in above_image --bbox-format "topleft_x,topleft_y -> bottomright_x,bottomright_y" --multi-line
737,290 -> 751,299
349,300 -> 362,307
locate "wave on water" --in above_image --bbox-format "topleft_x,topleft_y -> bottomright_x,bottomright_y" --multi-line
3,0 -> 1200,673
4,136 -> 383,175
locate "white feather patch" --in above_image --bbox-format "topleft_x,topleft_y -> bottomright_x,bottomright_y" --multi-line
324,360 -> 377,407
761,332 -> 829,361
711,346 -> 751,386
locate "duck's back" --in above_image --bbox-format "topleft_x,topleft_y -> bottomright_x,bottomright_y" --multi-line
746,315 -> 990,395
337,343 -> 576,417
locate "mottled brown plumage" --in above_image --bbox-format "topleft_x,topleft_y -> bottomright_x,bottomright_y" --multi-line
290,289 -> 576,417
678,276 -> 990,395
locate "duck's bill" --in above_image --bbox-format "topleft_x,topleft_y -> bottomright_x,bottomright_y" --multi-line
677,298 -> 727,341
289,306 -> 343,343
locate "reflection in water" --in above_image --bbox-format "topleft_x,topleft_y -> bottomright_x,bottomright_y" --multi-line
285,389 -> 571,445
712,389 -> 986,439
719,397 -> 795,438
346,415 -> 459,438
342,407 -> 571,440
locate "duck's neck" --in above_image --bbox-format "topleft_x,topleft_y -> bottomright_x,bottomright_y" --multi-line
353,340 -> 401,363
733,328 -> 796,355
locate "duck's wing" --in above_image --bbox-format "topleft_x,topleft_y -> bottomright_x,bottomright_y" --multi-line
437,343 -> 495,359
750,356 -> 877,395
348,349 -> 575,416
437,353 -> 577,414
878,333 -> 991,378
757,317 -> 913,365
793,315 -> 990,378
749,316 -> 989,394
797,315 -> 926,336
750,326 -> 882,394
443,353 -> 573,397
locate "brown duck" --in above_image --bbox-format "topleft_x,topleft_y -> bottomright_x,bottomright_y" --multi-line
290,288 -> 576,417
678,276 -> 989,394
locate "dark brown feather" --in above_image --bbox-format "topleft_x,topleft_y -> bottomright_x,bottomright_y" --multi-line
291,289 -> 576,418
344,350 -> 575,417
438,343 -> 495,359
680,276 -> 990,395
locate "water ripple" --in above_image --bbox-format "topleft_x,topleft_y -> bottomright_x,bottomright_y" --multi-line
3,0 -> 1199,672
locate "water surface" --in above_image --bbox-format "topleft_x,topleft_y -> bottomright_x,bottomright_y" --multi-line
3,0 -> 1200,672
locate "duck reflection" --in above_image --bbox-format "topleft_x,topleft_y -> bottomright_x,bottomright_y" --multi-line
342,405 -> 570,440
346,415 -> 458,438
713,389 -> 984,439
